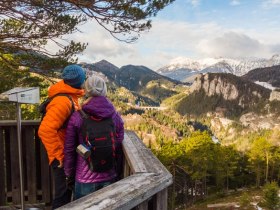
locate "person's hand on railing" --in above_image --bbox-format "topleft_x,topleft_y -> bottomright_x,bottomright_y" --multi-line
58,160 -> 64,168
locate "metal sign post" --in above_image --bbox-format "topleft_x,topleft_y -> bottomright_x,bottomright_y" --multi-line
0,87 -> 40,210
17,102 -> 24,210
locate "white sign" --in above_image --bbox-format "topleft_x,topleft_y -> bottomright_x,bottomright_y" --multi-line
0,87 -> 40,104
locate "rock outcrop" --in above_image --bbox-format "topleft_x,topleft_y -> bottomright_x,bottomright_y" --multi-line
190,73 -> 271,108
270,90 -> 280,101
190,73 -> 239,100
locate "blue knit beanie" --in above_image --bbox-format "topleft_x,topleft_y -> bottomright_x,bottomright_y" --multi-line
62,65 -> 86,89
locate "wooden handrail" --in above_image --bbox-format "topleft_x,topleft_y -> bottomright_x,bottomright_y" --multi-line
58,131 -> 173,210
0,121 -> 172,210
0,120 -> 40,126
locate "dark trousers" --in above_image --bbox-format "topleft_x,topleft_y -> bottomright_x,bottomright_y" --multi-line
74,181 -> 112,200
51,160 -> 72,209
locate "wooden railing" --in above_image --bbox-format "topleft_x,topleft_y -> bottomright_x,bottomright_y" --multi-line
0,121 -> 172,210
0,120 -> 52,209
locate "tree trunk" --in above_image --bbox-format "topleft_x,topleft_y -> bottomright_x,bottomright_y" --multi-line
256,163 -> 261,188
226,170 -> 229,193
265,152 -> 269,183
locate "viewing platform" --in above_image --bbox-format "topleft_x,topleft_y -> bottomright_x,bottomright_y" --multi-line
0,120 -> 172,210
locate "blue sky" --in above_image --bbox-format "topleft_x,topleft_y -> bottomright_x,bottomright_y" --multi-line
48,0 -> 280,70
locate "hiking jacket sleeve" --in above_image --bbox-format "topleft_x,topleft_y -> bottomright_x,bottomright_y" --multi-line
115,112 -> 124,144
38,96 -> 73,165
64,112 -> 81,177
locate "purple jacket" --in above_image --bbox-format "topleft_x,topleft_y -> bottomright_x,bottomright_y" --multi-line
64,96 -> 124,183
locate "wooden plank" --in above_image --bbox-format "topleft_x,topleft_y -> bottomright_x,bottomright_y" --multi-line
122,132 -> 148,173
154,189 -> 168,210
135,200 -> 148,210
39,136 -> 52,204
58,130 -> 173,210
0,120 -> 40,127
0,125 -> 172,210
24,125 -> 37,203
0,127 -> 6,205
58,172 -> 171,210
4,128 -> 12,200
9,126 -> 21,204
123,158 -> 130,178
123,131 -> 170,175
0,203 -> 46,210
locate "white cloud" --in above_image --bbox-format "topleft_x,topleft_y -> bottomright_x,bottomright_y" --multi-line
46,17 -> 280,70
71,21 -> 135,60
188,0 -> 200,7
46,20 -> 137,67
133,20 -> 223,68
196,31 -> 278,58
230,0 -> 241,6
74,20 -> 223,69
262,0 -> 280,8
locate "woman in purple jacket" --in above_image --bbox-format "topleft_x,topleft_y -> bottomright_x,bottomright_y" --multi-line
64,75 -> 124,200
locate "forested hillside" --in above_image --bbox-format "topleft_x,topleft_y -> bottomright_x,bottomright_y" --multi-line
173,73 -> 275,118
242,65 -> 280,88
1,63 -> 280,209
81,61 -> 183,104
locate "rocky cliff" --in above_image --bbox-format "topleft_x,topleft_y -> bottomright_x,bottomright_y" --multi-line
190,73 -> 239,100
190,73 -> 270,108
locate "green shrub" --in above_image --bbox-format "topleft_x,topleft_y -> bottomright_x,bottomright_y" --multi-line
240,191 -> 251,207
263,181 -> 280,210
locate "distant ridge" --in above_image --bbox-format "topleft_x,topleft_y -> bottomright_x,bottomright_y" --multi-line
242,65 -> 280,88
157,54 -> 280,82
80,60 -> 182,104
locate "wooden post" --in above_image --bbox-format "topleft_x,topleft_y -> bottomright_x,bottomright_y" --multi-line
153,189 -> 168,210
123,158 -> 130,178
10,126 -> 21,204
0,124 -> 172,210
0,127 -> 6,205
136,200 -> 148,210
24,125 -> 37,203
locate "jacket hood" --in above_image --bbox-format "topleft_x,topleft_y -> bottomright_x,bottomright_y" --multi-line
48,80 -> 85,97
82,96 -> 116,119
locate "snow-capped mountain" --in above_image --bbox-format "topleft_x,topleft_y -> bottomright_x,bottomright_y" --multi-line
200,61 -> 234,74
157,55 -> 280,82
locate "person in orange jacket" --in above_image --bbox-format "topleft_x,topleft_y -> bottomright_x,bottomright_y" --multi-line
38,64 -> 85,209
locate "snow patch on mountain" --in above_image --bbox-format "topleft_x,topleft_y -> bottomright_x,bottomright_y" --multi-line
157,55 -> 280,82
255,81 -> 276,90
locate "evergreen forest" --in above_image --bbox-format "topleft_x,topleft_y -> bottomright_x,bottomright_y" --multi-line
1,65 -> 280,209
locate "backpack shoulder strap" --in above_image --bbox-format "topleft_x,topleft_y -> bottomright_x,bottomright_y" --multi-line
53,93 -> 75,114
78,109 -> 89,119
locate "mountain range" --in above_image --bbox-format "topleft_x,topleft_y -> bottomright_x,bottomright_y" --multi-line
80,60 -> 182,105
156,54 -> 280,82
77,59 -> 280,122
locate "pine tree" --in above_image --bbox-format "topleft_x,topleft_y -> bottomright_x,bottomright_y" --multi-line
263,181 -> 280,210
0,0 -> 175,68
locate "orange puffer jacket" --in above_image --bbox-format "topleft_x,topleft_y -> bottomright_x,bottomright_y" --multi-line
38,80 -> 84,165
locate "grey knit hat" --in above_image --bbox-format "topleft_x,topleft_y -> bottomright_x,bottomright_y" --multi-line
85,75 -> 107,97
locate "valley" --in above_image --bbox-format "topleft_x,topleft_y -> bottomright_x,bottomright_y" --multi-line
2,58 -> 280,209
79,59 -> 280,209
